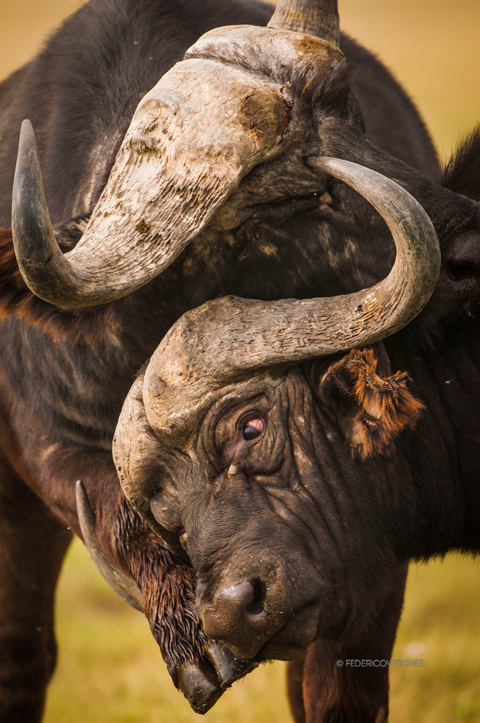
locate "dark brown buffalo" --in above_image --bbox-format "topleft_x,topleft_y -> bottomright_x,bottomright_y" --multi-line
1,0 -> 479,721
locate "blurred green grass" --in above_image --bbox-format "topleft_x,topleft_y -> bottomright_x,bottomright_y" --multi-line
44,539 -> 292,723
2,1 -> 480,721
44,543 -> 480,723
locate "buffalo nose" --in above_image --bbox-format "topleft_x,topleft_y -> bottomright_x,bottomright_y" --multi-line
200,579 -> 283,659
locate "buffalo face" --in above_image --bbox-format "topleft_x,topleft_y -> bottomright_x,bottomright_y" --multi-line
113,347 -> 423,663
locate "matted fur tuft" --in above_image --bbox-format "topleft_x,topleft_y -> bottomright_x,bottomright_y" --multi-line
324,348 -> 424,459
297,61 -> 358,117
113,499 -> 208,683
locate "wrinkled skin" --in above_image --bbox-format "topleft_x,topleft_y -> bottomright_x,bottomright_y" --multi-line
119,349 -> 420,658
113,122 -> 480,719
189,367 -> 409,657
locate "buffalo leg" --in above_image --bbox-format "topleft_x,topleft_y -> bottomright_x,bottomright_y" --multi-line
287,651 -> 307,723
287,565 -> 408,723
0,457 -> 71,723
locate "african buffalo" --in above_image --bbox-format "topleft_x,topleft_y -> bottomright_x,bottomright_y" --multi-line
112,149 -> 480,723
1,0 -> 478,721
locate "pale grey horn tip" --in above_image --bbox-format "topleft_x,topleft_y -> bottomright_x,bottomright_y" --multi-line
19,118 -> 34,142
14,119 -> 42,190
267,0 -> 340,47
12,116 -> 62,294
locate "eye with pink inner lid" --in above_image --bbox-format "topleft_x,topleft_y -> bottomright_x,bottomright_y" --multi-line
242,418 -> 264,441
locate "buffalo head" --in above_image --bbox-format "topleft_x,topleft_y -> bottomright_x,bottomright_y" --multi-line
111,158 -> 439,661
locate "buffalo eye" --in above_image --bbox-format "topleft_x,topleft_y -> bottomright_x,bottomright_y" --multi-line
242,418 -> 264,441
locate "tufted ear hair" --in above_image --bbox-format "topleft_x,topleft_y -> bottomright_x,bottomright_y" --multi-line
443,128 -> 480,202
439,132 -> 480,306
319,345 -> 424,459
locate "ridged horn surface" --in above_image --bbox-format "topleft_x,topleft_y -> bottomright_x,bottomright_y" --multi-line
12,20 -> 347,308
268,0 -> 340,46
138,157 -> 440,441
12,56 -> 289,306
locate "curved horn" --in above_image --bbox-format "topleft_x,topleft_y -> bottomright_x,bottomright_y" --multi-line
12,56 -> 289,307
12,17 -> 344,309
138,157 -> 440,441
268,0 -> 340,46
75,480 -> 144,612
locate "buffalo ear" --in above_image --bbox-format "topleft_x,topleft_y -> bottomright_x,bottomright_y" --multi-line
442,130 -> 480,202
442,225 -> 480,299
319,346 -> 423,459
440,132 -> 480,301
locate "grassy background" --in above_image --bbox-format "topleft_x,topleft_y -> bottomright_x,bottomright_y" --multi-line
44,544 -> 480,723
1,1 -> 480,721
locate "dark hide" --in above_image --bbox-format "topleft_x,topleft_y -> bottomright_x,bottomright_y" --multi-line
288,564 -> 408,723
443,126 -> 480,201
0,1 -> 478,721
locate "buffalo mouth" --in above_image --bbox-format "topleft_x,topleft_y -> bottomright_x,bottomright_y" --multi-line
253,601 -> 322,662
178,603 -> 320,713
177,644 -> 258,714
182,601 -> 321,713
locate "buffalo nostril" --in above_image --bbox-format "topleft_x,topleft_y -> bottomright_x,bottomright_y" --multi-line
246,577 -> 266,617
200,578 -> 279,659
201,579 -> 267,640
220,578 -> 266,620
